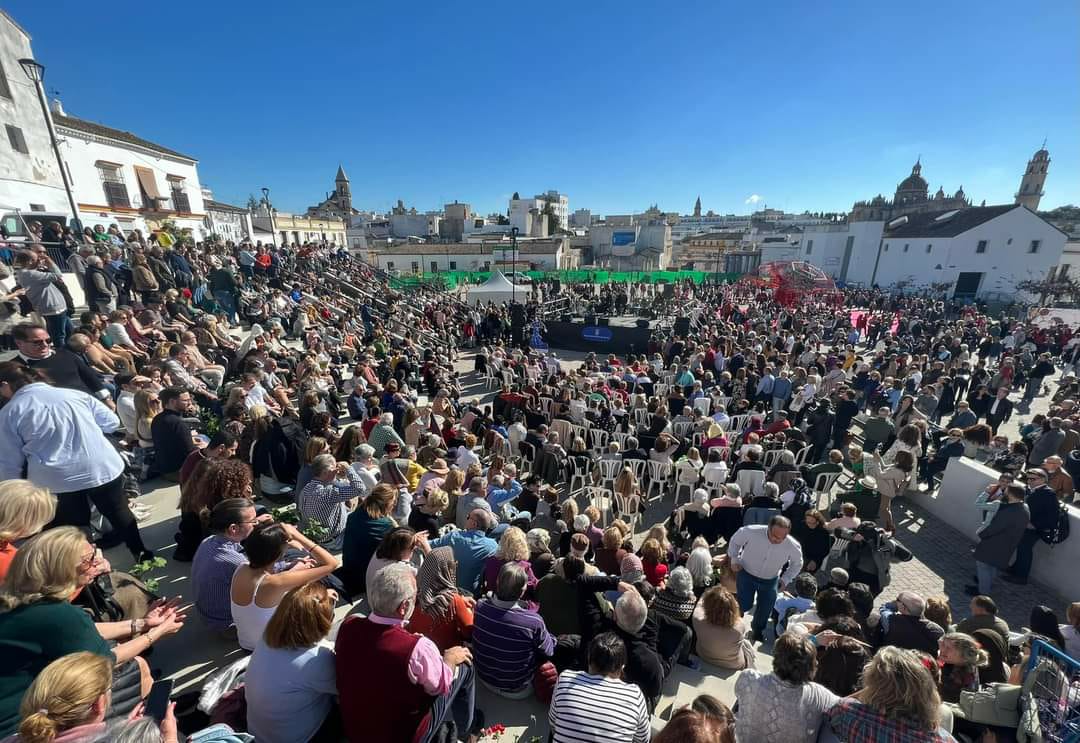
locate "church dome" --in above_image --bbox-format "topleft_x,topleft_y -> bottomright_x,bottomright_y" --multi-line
897,162 -> 928,193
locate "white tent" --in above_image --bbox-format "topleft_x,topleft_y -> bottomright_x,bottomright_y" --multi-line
464,270 -> 531,305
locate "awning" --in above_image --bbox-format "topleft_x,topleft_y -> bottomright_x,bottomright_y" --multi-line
133,166 -> 162,199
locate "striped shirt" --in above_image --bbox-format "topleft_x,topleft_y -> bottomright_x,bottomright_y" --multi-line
471,598 -> 554,691
549,671 -> 650,743
298,469 -> 367,541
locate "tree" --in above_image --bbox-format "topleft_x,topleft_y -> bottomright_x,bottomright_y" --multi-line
246,194 -> 260,212
1016,275 -> 1080,306
541,201 -> 560,234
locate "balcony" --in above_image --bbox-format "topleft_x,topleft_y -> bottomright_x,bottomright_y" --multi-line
171,190 -> 191,213
103,182 -> 131,209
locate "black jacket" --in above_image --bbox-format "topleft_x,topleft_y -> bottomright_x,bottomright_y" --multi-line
17,350 -> 106,397
151,409 -> 195,473
577,575 -> 665,703
1026,484 -> 1060,534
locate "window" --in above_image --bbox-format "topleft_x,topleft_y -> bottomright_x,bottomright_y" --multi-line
167,176 -> 190,213
926,244 -> 932,253
5,125 -> 28,154
903,244 -> 909,253
883,244 -> 889,252
1007,238 -> 1013,245
1029,240 -> 1041,254
483,261 -> 491,271
29,203 -> 45,212
976,240 -> 987,254
449,261 -> 457,270
0,62 -> 10,99
411,261 -> 419,273
386,261 -> 395,270
96,163 -> 130,208
805,240 -> 813,255
430,261 -> 438,272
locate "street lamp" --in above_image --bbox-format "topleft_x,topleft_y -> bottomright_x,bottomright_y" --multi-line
510,226 -> 519,305
261,187 -> 276,246
18,58 -> 80,231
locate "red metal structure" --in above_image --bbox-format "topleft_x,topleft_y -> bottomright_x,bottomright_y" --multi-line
758,261 -> 841,307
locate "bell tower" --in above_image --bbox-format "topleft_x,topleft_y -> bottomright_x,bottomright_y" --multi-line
334,164 -> 351,212
1015,143 -> 1049,211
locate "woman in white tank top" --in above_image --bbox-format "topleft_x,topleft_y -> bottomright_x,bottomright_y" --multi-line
230,521 -> 338,651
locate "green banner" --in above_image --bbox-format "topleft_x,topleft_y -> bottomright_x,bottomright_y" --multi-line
390,269 -> 738,290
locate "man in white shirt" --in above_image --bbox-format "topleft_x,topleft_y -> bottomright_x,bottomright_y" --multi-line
727,515 -> 803,643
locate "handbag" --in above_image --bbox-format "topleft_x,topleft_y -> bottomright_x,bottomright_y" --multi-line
956,683 -> 1021,727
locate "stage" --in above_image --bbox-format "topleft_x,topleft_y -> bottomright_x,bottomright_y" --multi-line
542,315 -> 654,354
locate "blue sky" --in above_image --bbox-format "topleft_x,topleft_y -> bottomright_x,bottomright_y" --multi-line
9,0 -> 1079,217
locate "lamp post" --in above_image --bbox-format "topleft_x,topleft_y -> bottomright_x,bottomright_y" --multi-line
510,226 -> 519,305
18,58 -> 80,231
261,187 -> 276,246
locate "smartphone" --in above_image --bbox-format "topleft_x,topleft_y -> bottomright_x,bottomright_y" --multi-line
144,679 -> 174,723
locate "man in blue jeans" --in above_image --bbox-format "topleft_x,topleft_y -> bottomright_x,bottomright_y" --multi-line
728,515 -> 803,643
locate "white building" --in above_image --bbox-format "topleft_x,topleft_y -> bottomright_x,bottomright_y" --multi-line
0,11 -> 70,215
368,237 -> 572,274
587,223 -> 672,271
509,190 -> 570,236
201,193 -> 252,244
670,213 -> 753,243
791,204 -> 1066,302
52,105 -> 206,239
569,208 -> 592,228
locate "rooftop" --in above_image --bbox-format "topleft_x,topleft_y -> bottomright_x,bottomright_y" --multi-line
882,204 -> 1019,238
53,114 -> 197,162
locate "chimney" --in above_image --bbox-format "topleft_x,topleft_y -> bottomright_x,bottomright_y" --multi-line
50,98 -> 66,117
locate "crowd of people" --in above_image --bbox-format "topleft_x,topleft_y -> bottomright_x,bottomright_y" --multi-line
0,223 -> 1077,742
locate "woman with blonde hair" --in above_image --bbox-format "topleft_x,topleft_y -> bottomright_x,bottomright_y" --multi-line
826,646 -> 950,741
0,480 -> 57,582
594,525 -> 629,576
8,651 -> 114,743
0,528 -> 185,735
693,586 -> 751,669
612,465 -> 642,517
482,526 -> 539,595
132,389 -> 160,449
244,583 -> 341,743
937,632 -> 989,703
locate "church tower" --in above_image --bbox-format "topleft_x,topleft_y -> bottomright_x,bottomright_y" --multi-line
334,165 -> 351,213
1015,144 -> 1049,211
693,196 -> 702,218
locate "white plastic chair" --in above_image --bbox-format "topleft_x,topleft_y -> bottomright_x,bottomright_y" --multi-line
703,466 -> 728,497
794,445 -> 814,467
626,458 -> 649,481
633,408 -> 649,427
568,456 -> 592,495
587,427 -> 609,455
692,431 -> 705,449
569,424 -> 587,444
728,414 -> 748,433
612,431 -> 631,450
584,485 -> 612,526
736,468 -> 766,498
672,421 -> 693,440
654,383 -> 670,400
538,397 -> 555,420
813,471 -> 842,510
711,446 -> 731,464
692,397 -> 712,417
646,460 -> 673,502
762,449 -> 784,469
597,458 -> 622,487
614,491 -> 642,529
